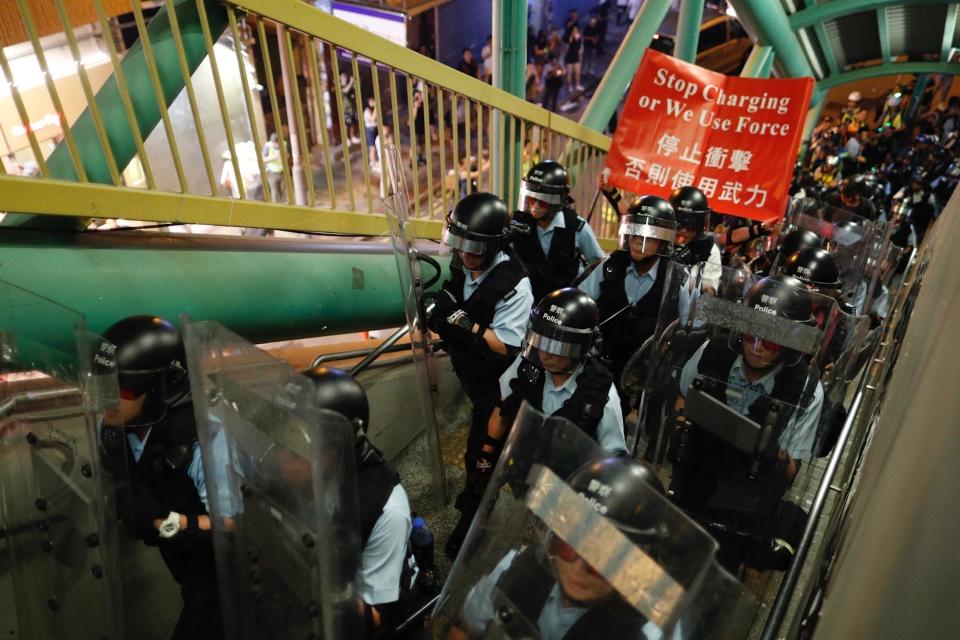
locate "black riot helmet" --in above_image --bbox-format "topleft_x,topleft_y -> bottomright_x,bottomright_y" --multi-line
737,276 -> 816,367
772,228 -> 823,271
668,185 -> 711,235
443,192 -> 511,268
522,288 -> 599,373
619,195 -> 677,257
781,248 -> 843,298
301,366 -> 378,465
518,160 -> 570,217
102,315 -> 187,400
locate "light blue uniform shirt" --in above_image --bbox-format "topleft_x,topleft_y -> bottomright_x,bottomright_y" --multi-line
360,483 -> 414,605
126,428 -> 208,509
462,251 -> 534,348
578,255 -> 661,305
678,340 -> 823,461
461,549 -> 676,640
499,355 -> 627,455
537,211 -> 605,267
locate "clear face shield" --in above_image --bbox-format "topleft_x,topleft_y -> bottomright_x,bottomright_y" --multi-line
674,208 -> 709,241
518,180 -> 565,219
521,318 -> 596,374
441,218 -> 501,271
618,214 -> 677,258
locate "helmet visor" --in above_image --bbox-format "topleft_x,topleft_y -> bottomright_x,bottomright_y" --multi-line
521,320 -> 595,372
442,224 -> 490,256
618,214 -> 677,257
675,208 -> 709,234
518,181 -> 565,213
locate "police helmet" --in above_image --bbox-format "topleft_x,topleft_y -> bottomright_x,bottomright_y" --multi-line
618,195 -> 677,257
522,288 -> 599,373
732,276 -> 816,367
443,192 -> 511,267
668,185 -> 710,234
301,366 -> 377,465
102,315 -> 187,401
772,229 -> 823,271
781,248 -> 843,298
518,160 -> 570,217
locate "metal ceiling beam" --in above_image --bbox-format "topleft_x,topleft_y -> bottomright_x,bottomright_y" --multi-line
740,45 -> 775,78
729,0 -> 816,79
811,22 -> 840,76
817,61 -> 960,90
675,0 -> 705,63
942,3 -> 958,62
790,0 -> 945,31
877,8 -> 892,63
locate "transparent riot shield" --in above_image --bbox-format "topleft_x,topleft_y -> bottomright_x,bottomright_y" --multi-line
0,280 -> 123,640
630,261 -> 755,461
431,403 -> 754,639
183,319 -> 364,639
382,142 -> 447,501
783,198 -> 876,302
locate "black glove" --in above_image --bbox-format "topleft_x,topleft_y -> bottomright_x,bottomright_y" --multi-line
426,289 -> 459,334
444,309 -> 486,347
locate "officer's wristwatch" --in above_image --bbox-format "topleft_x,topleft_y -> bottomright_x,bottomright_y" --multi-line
158,511 -> 182,539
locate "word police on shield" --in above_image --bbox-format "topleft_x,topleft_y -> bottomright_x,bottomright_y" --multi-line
605,50 -> 813,222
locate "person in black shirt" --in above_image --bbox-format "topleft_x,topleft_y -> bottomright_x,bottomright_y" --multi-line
458,48 -> 478,79
564,26 -> 584,92
563,9 -> 580,40
582,15 -> 603,77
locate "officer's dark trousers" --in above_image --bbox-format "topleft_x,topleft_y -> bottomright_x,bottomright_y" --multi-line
161,544 -> 224,639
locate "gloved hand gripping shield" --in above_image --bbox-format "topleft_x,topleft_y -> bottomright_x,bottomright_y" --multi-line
382,143 -> 447,500
431,403 -> 755,639
183,320 -> 363,640
0,279 -> 123,640
783,198 -> 876,301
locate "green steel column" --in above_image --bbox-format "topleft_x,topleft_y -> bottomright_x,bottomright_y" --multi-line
492,0 -> 527,195
580,0 -> 673,133
674,0 -> 705,63
798,86 -> 827,162
729,0 -> 815,79
0,232 -> 448,361
905,74 -> 930,125
3,0 -> 228,230
740,45 -> 775,78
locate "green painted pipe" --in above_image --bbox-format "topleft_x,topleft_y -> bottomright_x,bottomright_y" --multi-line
579,0 -> 673,133
730,0 -> 814,80
0,231 -> 449,370
3,0 -> 228,230
674,0 -> 705,64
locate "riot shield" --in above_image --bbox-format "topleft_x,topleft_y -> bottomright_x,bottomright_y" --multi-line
183,319 -> 364,639
0,280 -> 123,640
431,403 -> 754,639
783,198 -> 876,301
630,261 -> 755,461
382,142 -> 447,501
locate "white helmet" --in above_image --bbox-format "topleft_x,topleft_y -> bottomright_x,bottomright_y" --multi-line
848,91 -> 862,103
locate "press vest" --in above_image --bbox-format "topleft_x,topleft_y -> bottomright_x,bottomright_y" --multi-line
494,546 -> 649,640
512,208 -> 583,302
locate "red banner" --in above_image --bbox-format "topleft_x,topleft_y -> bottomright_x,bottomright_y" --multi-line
605,49 -> 814,222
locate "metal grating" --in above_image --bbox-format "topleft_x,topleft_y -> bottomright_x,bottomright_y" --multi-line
824,10 -> 882,70
886,4 -> 948,59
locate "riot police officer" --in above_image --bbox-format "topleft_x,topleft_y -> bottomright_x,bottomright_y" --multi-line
454,457 -> 669,640
428,193 -> 533,557
301,366 -> 419,636
761,228 -> 824,277
672,277 -> 825,566
512,160 -> 604,301
495,288 -> 627,455
669,186 -> 722,280
578,195 -> 676,406
98,315 -> 222,639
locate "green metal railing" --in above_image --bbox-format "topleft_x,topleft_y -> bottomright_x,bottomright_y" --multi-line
0,0 -> 619,243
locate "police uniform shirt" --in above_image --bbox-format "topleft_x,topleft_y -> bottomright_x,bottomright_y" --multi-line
577,256 -> 660,304
359,483 -> 414,605
462,251 -> 534,347
460,549 -> 676,640
536,211 -> 606,267
499,355 -> 627,455
678,341 -> 824,461
692,241 -> 723,291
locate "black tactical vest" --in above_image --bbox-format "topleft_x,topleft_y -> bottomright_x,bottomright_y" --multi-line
440,258 -> 527,392
512,208 -> 584,302
597,251 -> 667,372
494,546 -> 649,640
357,454 -> 402,547
674,235 -> 716,267
500,357 -> 612,443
